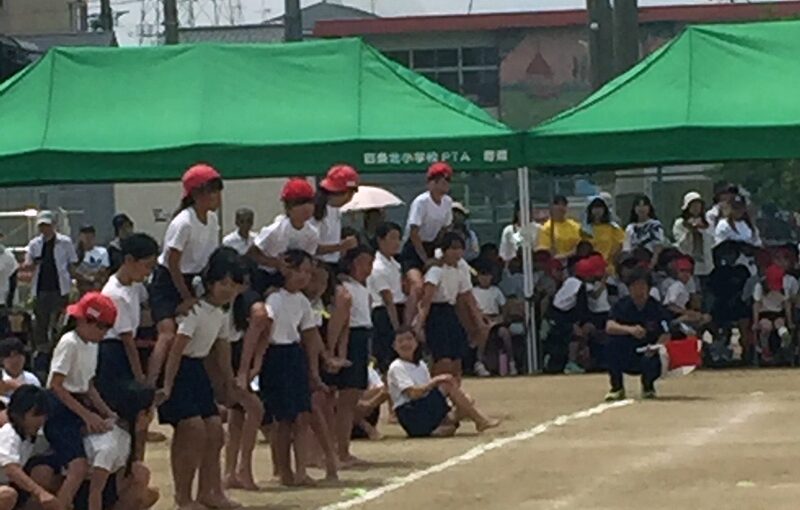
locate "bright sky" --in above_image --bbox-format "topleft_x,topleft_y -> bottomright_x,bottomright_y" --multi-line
93,0 -> 786,46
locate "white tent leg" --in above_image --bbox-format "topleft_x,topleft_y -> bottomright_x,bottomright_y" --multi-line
517,166 -> 538,373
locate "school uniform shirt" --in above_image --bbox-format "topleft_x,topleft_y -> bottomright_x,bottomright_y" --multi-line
608,296 -> 670,345
254,216 -> 319,272
0,423 -> 35,484
84,426 -> 130,472
222,230 -> 256,256
663,279 -> 691,310
387,358 -> 432,409
311,205 -> 343,264
623,219 -> 665,253
553,277 -> 583,312
424,261 -> 473,305
0,248 -> 18,305
265,289 -> 317,345
404,192 -> 453,243
1,370 -> 41,404
47,331 -> 98,393
176,300 -> 230,358
537,219 -> 582,258
157,208 -> 220,274
102,275 -> 147,339
586,282 -> 611,313
472,286 -> 506,316
367,252 -> 406,308
341,279 -> 372,328
714,220 -> 762,247
753,283 -> 789,314
25,233 -> 78,297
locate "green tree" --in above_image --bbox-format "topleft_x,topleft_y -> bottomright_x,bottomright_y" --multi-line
718,159 -> 800,211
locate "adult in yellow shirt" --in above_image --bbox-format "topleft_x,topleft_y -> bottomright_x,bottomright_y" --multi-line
538,195 -> 582,258
581,195 -> 624,266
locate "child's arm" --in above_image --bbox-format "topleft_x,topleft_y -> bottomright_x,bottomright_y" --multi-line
417,283 -> 437,328
4,464 -> 61,510
87,467 -> 110,510
119,331 -> 145,384
752,300 -> 762,330
160,333 -> 191,402
209,339 -> 235,404
326,287 -> 351,355
300,328 -> 327,391
402,374 -> 452,401
49,374 -> 108,434
86,382 -> 116,421
378,290 -> 400,331
238,303 -> 271,388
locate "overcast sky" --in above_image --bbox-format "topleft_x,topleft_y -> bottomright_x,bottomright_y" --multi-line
96,0 -> 785,45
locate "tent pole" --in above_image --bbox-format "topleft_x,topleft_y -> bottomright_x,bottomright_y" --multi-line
517,166 -> 538,373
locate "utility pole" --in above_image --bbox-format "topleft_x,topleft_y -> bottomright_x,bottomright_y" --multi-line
163,0 -> 179,44
284,0 -> 303,42
99,0 -> 113,31
587,0 -> 614,90
613,0 -> 640,75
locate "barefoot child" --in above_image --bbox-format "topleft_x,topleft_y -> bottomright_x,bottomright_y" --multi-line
46,292 -> 118,509
148,164 -> 223,386
157,247 -> 244,510
387,328 -> 499,438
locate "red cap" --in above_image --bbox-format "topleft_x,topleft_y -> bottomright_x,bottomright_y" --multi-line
320,165 -> 359,194
427,162 -> 453,180
281,178 -> 315,202
182,164 -> 221,199
576,254 -> 606,279
766,264 -> 785,292
674,256 -> 694,272
66,292 -> 117,327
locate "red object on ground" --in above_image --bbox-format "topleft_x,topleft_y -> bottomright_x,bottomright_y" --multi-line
666,338 -> 702,370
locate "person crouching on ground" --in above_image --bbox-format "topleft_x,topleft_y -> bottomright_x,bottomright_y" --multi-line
387,328 -> 499,438
605,267 -> 671,401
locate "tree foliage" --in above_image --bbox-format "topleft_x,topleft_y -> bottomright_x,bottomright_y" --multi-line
718,159 -> 800,211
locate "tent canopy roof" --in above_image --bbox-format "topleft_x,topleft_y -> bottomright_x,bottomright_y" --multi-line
0,38 -> 519,185
525,20 -> 800,170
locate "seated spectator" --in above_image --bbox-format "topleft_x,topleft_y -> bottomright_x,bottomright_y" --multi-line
387,328 -> 499,438
352,363 -> 389,441
623,194 -> 665,256
581,196 -> 624,268
604,267 -> 671,401
499,252 -> 524,299
566,241 -> 595,276
0,338 -> 40,407
612,252 -> 661,305
537,195 -> 582,260
662,256 -> 712,333
753,264 -> 794,363
472,260 -> 517,377
477,243 -> 502,283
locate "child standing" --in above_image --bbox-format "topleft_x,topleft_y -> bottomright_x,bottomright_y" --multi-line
753,264 -> 794,363
148,164 -> 222,386
387,328 -> 499,438
472,260 -> 517,376
0,386 -> 57,510
417,232 -> 473,379
157,247 -> 244,510
46,292 -> 118,509
0,338 -> 40,406
312,165 -> 360,267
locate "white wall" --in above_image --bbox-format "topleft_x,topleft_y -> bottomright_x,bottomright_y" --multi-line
113,178 -> 287,243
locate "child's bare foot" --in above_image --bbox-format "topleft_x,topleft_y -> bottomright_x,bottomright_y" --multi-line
339,455 -> 368,468
294,473 -> 317,487
198,493 -> 240,509
223,475 -> 243,490
175,500 -> 205,510
234,472 -> 261,491
142,487 -> 160,509
476,418 -> 501,433
147,431 -> 167,443
367,428 -> 383,441
279,473 -> 295,487
431,424 -> 458,437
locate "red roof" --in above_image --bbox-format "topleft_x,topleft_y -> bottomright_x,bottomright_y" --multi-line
314,1 -> 800,37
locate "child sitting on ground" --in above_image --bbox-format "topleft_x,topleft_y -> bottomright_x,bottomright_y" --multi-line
387,328 -> 499,438
662,256 -> 712,333
753,264 -> 794,363
351,361 -> 389,441
471,260 -> 517,376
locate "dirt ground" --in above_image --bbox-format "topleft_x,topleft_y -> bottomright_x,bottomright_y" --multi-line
145,369 -> 800,510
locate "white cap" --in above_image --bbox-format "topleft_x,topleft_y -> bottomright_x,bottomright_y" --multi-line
36,210 -> 54,226
682,191 -> 703,211
452,201 -> 470,216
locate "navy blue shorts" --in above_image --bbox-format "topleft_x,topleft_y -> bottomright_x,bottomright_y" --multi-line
43,392 -> 88,467
158,357 -> 219,426
396,390 -> 451,438
148,266 -> 198,323
425,303 -> 468,361
372,306 -> 403,374
400,241 -> 435,273
260,343 -> 310,423
96,338 -> 134,414
330,327 -> 370,390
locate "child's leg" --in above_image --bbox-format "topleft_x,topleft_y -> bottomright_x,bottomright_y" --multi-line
88,467 -> 111,510
115,462 -> 158,510
223,408 -> 244,488
171,417 -> 206,508
404,270 -> 423,327
355,387 -> 388,423
439,382 -> 499,432
0,486 -> 17,510
758,318 -> 774,350
291,413 -> 315,486
335,389 -> 363,465
57,457 -> 89,508
197,416 -> 237,508
275,421 -> 294,486
310,391 -> 338,480
146,318 -> 176,385
236,392 -> 264,489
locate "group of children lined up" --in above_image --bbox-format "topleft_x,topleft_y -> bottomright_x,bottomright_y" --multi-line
0,161 -> 503,510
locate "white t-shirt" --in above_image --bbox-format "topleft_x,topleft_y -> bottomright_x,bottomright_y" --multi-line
405,192 -> 453,243
47,331 -> 98,394
753,282 -> 789,313
0,250 -> 18,305
586,282 -> 611,313
367,252 -> 406,308
553,277 -> 609,313
784,274 -> 799,299
341,279 -> 372,328
102,275 -> 147,339
158,208 -> 220,274
311,206 -> 343,264
387,359 -> 433,409
79,246 -> 110,272
714,220 -> 761,247
1,371 -> 41,404
84,426 -> 130,472
254,216 -> 319,272
222,230 -> 255,256
499,224 -> 523,263
425,261 -> 473,305
472,286 -> 506,315
177,300 -> 231,358
367,366 -> 384,390
265,289 -> 317,345
0,423 -> 35,484
663,279 -> 691,310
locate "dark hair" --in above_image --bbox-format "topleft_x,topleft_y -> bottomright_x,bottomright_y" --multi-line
79,224 -> 96,235
120,233 -> 159,261
586,198 -> 611,224
0,337 -> 26,359
479,243 -> 499,257
681,199 -> 708,224
202,247 -> 246,290
235,208 -> 254,222
628,194 -> 657,224
375,222 -> 402,240
439,231 -> 465,251
713,181 -> 739,203
283,249 -> 313,271
341,245 -> 374,275
313,188 -> 332,221
106,381 -> 155,474
8,385 -> 48,438
112,214 -> 133,236
726,194 -> 755,232
283,197 -> 314,211
472,257 -> 497,276
393,326 -> 423,364
512,200 -> 520,225
625,266 -> 652,287
175,178 -> 223,216
553,195 -> 568,206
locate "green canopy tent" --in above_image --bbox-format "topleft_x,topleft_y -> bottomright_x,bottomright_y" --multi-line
525,19 -> 800,170
0,38 -> 520,185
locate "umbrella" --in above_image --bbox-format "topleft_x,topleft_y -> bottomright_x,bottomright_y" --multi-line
341,186 -> 404,212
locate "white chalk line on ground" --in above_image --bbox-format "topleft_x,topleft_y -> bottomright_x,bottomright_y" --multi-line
316,399 -> 634,510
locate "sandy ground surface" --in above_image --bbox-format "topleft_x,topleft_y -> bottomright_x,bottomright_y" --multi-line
144,369 -> 800,510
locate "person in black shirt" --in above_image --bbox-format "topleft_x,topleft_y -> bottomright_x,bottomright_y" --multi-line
604,267 -> 670,401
